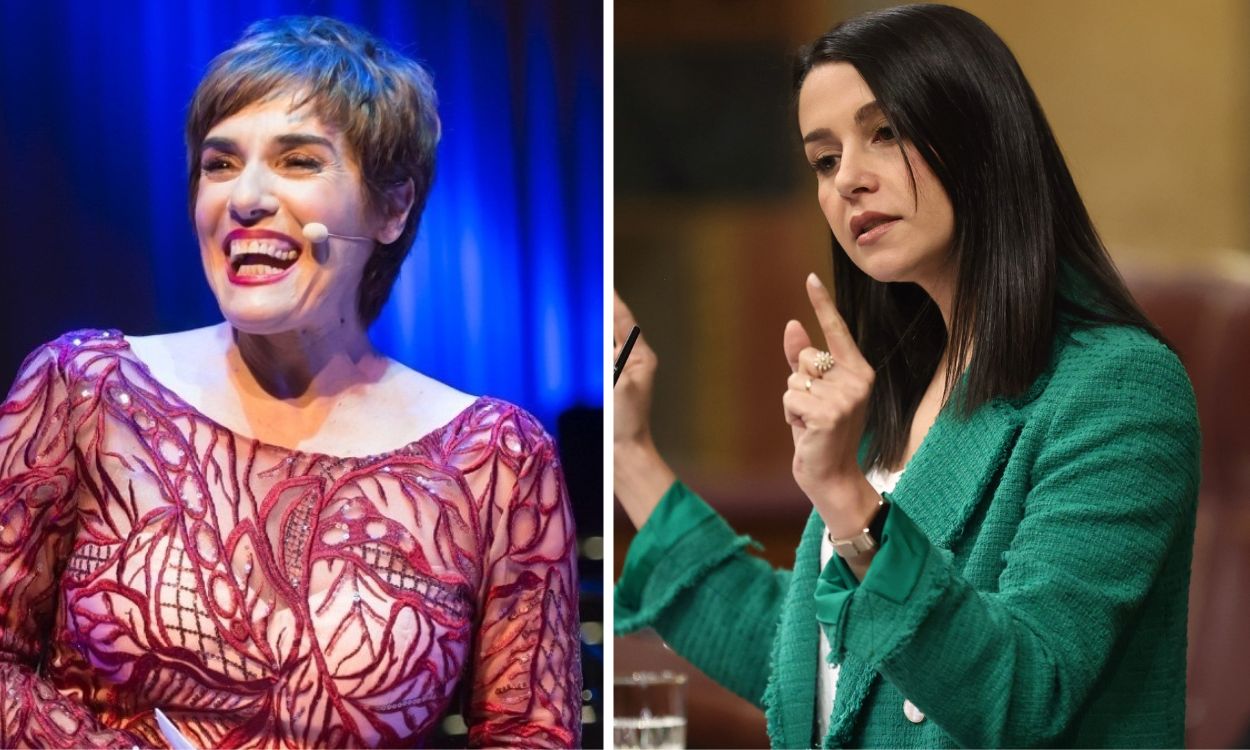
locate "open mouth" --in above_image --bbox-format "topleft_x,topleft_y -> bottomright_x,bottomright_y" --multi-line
227,239 -> 300,278
856,218 -> 886,238
854,216 -> 897,239
850,213 -> 902,245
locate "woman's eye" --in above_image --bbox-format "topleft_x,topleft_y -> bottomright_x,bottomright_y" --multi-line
282,155 -> 323,171
200,157 -> 234,174
874,125 -> 897,142
810,154 -> 840,175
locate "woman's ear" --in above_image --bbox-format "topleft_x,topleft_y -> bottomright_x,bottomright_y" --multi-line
376,178 -> 415,245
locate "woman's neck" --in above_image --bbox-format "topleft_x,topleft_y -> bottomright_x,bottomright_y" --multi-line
225,322 -> 385,404
922,269 -> 956,335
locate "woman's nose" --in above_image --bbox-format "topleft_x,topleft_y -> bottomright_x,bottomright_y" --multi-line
228,164 -> 279,222
833,149 -> 878,199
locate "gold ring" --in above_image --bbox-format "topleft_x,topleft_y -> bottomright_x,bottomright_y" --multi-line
814,351 -> 835,374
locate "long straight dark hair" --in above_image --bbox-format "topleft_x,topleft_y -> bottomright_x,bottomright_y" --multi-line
794,4 -> 1164,471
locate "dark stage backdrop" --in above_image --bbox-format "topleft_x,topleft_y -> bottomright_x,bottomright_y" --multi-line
0,0 -> 604,745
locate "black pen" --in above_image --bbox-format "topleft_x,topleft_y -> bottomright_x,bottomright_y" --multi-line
613,325 -> 641,386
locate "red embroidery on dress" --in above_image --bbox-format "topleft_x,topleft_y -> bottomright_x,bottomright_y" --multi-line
0,330 -> 581,748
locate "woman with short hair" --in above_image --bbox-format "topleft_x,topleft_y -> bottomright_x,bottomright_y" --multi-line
0,16 -> 580,748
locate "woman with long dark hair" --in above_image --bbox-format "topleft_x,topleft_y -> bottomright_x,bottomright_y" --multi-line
614,4 -> 1198,747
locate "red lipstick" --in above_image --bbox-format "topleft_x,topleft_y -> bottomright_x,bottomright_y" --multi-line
222,228 -> 303,286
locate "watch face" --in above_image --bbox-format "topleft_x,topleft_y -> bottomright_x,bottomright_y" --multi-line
834,535 -> 877,560
831,500 -> 889,560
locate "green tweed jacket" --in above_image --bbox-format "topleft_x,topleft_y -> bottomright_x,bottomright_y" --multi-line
615,324 -> 1200,748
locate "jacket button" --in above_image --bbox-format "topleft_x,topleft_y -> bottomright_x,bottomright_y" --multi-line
903,699 -> 925,724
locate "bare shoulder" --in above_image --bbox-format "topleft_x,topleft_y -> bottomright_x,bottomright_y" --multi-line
126,325 -> 225,357
379,359 -> 478,434
385,369 -> 555,455
124,325 -> 229,392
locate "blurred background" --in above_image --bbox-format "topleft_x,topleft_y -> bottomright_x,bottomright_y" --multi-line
0,0 -> 604,746
614,0 -> 1250,747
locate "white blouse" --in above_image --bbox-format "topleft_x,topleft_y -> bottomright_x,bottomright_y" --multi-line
817,465 -> 904,739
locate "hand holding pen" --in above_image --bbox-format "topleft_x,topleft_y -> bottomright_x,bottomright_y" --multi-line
614,324 -> 641,386
613,292 -> 656,445
613,291 -> 675,527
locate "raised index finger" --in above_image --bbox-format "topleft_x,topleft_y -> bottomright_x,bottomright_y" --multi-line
805,273 -> 870,372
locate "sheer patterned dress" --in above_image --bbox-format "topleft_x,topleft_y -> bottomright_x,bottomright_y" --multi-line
0,330 -> 581,748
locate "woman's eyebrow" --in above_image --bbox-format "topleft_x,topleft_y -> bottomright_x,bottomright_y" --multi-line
274,133 -> 337,153
199,133 -> 337,154
200,137 -> 237,154
803,128 -> 835,145
803,101 -> 886,144
854,100 -> 884,127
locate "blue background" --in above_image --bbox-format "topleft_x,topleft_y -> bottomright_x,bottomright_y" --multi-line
0,1 -> 605,743
0,0 -> 603,434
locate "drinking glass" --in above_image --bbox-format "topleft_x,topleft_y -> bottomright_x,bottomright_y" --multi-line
614,671 -> 688,749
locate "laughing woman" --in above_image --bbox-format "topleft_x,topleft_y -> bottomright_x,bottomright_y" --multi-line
615,5 -> 1199,748
0,17 -> 580,749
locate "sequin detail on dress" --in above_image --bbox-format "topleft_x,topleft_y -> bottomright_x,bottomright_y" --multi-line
0,330 -> 581,748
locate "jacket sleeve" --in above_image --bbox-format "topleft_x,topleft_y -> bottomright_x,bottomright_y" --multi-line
615,481 -> 791,708
0,343 -> 145,748
815,339 -> 1199,747
465,407 -> 581,748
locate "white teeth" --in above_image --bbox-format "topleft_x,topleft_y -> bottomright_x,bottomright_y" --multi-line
228,239 -> 300,262
235,263 -> 286,277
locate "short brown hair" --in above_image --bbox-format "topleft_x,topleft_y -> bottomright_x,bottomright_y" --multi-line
186,16 -> 441,324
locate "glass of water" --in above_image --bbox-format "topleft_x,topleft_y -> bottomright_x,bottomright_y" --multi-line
614,671 -> 688,749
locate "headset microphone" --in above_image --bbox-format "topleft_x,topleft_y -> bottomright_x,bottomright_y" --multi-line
301,223 -> 372,243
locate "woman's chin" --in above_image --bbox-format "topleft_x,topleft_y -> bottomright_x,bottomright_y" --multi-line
857,263 -> 915,286
851,255 -> 932,288
846,244 -> 956,292
216,302 -> 301,336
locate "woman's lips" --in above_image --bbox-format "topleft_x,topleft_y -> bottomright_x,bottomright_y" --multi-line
856,218 -> 900,246
221,228 -> 303,287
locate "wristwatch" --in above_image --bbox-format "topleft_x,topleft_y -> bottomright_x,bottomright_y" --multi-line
827,496 -> 890,560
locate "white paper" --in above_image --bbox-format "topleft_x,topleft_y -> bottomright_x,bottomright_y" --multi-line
153,708 -> 196,750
